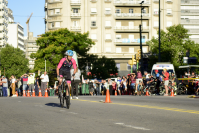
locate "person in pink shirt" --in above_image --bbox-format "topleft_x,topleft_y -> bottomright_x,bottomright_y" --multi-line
57,50 -> 77,99
162,68 -> 169,96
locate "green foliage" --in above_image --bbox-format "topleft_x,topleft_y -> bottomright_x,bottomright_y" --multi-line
31,28 -> 95,85
0,44 -> 29,78
79,55 -> 118,79
147,24 -> 199,76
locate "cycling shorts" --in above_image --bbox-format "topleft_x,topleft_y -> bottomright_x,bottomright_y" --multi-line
59,70 -> 71,83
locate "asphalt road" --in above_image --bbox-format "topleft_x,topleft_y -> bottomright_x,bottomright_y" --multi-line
0,95 -> 198,133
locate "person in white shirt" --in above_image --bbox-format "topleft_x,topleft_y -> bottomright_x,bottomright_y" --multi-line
11,75 -> 17,97
71,69 -> 81,99
40,72 -> 49,96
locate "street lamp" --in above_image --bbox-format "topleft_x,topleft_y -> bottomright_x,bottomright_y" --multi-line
158,0 -> 161,62
139,1 -> 144,75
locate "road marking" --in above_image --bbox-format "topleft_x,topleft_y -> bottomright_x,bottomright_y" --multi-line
77,99 -> 199,114
68,112 -> 78,114
115,123 -> 151,130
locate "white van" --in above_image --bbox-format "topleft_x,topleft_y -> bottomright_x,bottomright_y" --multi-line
151,63 -> 176,77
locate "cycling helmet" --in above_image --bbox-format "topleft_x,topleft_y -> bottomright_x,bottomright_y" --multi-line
65,50 -> 73,56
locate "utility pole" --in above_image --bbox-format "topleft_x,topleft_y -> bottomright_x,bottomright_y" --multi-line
140,1 -> 144,75
158,0 -> 161,62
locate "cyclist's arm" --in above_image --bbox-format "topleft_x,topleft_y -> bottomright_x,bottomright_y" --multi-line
71,58 -> 77,75
57,58 -> 65,76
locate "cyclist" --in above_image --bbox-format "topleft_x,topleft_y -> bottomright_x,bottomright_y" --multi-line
57,50 -> 77,100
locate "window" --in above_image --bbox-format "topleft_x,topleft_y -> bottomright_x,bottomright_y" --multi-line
115,9 -> 121,14
116,63 -> 120,71
105,34 -> 111,39
127,64 -> 135,71
91,34 -> 97,39
55,9 -> 60,14
105,8 -> 111,14
142,9 -> 146,13
91,21 -> 96,26
55,22 -> 60,27
129,9 -> 133,13
73,21 -> 78,26
116,48 -> 121,53
167,21 -> 172,27
129,48 -> 134,53
73,9 -> 78,13
167,9 -> 172,14
50,10 -> 54,15
143,47 -> 147,53
154,21 -> 158,27
105,21 -> 111,26
106,47 -> 111,52
91,8 -> 97,13
116,35 -> 121,39
154,9 -> 158,14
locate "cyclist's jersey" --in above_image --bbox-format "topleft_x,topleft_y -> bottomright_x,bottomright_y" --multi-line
57,58 -> 77,72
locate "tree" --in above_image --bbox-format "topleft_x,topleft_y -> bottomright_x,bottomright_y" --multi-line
0,44 -> 29,78
31,28 -> 95,85
79,55 -> 118,79
147,24 -> 199,76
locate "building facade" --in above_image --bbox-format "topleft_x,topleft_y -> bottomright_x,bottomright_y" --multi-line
7,23 -> 25,51
8,8 -> 14,23
0,0 -> 8,47
180,0 -> 199,43
44,0 -> 180,75
24,32 -> 39,69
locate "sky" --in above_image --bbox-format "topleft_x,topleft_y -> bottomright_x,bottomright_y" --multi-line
8,0 -> 45,37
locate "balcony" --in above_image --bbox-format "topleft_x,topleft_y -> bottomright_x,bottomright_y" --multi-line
114,26 -> 149,32
70,0 -> 81,5
181,0 -> 199,5
48,13 -> 62,17
114,13 -> 150,19
105,0 -> 112,3
105,11 -> 112,15
166,0 -> 173,3
114,38 -> 150,45
181,9 -> 199,15
181,19 -> 199,24
90,0 -> 97,2
70,13 -> 81,18
48,0 -> 62,4
187,29 -> 199,34
114,0 -> 150,6
48,26 -> 63,30
190,38 -> 199,43
153,0 -> 159,2
70,26 -> 81,32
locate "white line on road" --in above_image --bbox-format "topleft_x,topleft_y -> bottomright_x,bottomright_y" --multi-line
115,123 -> 151,130
68,112 -> 78,114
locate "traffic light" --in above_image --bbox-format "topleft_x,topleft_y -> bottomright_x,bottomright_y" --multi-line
136,49 -> 141,60
132,55 -> 136,65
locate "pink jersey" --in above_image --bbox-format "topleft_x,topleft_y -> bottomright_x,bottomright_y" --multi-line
57,58 -> 77,71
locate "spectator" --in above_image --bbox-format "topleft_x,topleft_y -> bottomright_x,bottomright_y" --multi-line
40,72 -> 49,96
0,76 -> 2,97
112,81 -> 117,95
136,71 -> 143,92
162,68 -> 169,96
108,78 -> 112,95
11,75 -> 17,97
130,73 -> 136,95
89,81 -> 94,96
122,77 -> 127,94
155,70 -> 161,95
118,81 -> 125,95
94,78 -> 100,95
16,78 -> 22,96
137,80 -> 143,96
71,68 -> 80,99
35,76 -> 39,96
1,76 -> 8,97
126,74 -> 131,95
28,73 -> 35,96
21,74 -> 28,95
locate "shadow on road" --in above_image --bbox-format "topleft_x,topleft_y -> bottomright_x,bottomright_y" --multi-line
45,103 -> 66,108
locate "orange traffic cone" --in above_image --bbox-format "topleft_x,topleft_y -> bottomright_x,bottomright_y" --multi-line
16,91 -> 18,97
38,89 -> 42,97
44,89 -> 48,97
115,90 -> 117,96
32,89 -> 36,97
145,89 -> 150,96
23,90 -> 26,97
170,89 -> 175,97
104,89 -> 112,103
27,91 -> 30,97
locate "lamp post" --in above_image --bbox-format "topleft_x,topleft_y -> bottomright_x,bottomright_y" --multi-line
139,1 -> 144,75
158,0 -> 161,62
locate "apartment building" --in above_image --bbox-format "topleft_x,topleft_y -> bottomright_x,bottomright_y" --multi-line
7,23 -> 25,51
24,32 -> 39,69
44,0 -> 180,75
0,0 -> 8,47
180,0 -> 199,44
8,8 -> 14,23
